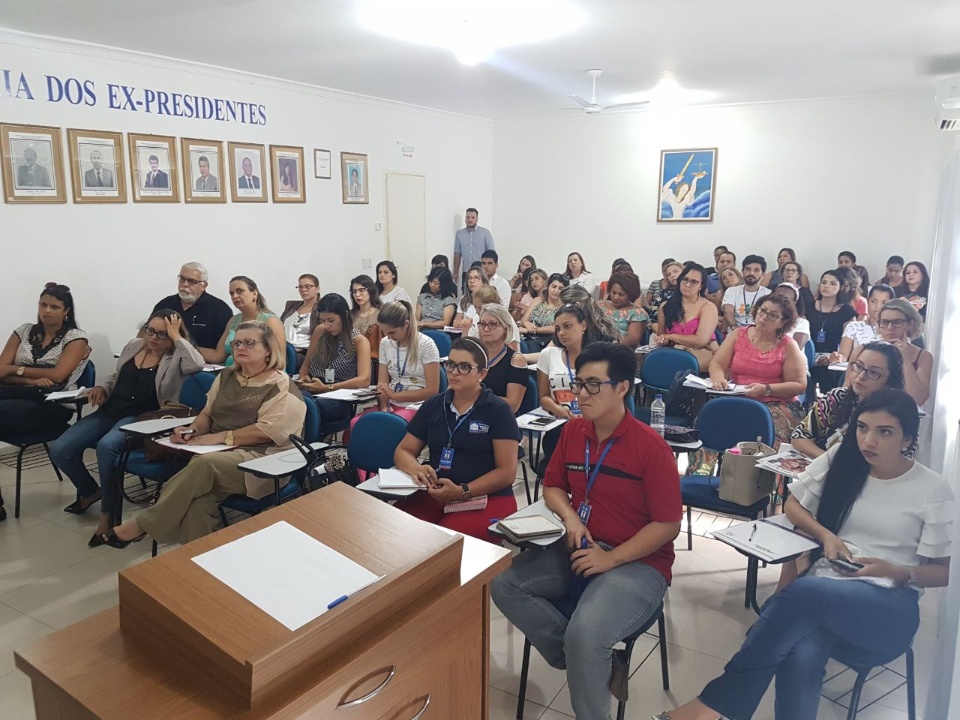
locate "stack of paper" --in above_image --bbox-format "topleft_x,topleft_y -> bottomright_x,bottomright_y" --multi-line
377,467 -> 422,489
155,437 -> 237,455
45,387 -> 89,402
682,375 -> 749,395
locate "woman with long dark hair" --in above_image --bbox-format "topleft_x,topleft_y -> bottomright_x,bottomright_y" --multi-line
349,274 -> 382,365
564,251 -> 598,295
416,266 -> 458,329
375,260 -> 411,305
808,270 -> 857,392
209,276 -> 285,367
838,283 -> 895,359
901,261 -> 931,319
510,255 -> 537,290
659,389 -> 952,720
654,263 -> 720,371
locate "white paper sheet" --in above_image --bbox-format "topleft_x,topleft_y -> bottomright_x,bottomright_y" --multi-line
683,375 -> 750,395
377,467 -> 422,489
192,521 -> 381,631
44,387 -> 88,402
318,387 -> 378,401
119,416 -> 196,435
154,437 -> 236,454
711,519 -> 818,562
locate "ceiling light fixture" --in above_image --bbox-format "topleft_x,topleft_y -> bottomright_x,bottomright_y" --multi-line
356,0 -> 584,66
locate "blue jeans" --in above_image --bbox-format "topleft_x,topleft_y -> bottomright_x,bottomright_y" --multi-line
48,411 -> 137,515
699,576 -> 920,720
316,397 -> 351,428
491,541 -> 667,720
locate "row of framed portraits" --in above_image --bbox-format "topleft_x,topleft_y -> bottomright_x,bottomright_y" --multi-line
0,123 -> 370,205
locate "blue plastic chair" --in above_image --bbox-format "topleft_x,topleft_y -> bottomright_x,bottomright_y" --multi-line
421,329 -> 452,358
438,365 -> 449,394
634,348 -> 700,427
5,361 -> 95,518
348,411 -> 410,475
803,339 -> 815,369
285,342 -> 298,376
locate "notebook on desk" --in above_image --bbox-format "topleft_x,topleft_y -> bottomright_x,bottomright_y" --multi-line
496,515 -> 564,544
377,467 -> 422,489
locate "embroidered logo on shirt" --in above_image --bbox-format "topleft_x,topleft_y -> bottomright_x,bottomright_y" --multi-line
469,422 -> 490,434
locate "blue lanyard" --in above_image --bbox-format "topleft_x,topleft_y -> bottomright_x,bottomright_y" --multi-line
395,342 -> 408,387
563,350 -> 575,385
445,404 -> 474,447
584,438 -> 616,504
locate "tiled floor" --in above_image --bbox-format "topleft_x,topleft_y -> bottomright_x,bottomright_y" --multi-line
0,445 -> 937,719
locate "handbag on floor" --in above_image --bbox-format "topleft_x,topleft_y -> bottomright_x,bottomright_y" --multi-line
718,440 -> 776,506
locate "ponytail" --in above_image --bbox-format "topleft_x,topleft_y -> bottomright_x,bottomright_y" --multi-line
378,300 -> 421,366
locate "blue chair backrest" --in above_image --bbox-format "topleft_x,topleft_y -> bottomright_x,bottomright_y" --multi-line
349,412 -> 409,474
180,372 -> 216,411
625,391 -> 636,415
422,329 -> 452,358
438,365 -> 448,394
285,342 -> 298,376
803,339 -> 815,369
641,348 -> 700,392
694,396 -> 775,452
78,360 -> 95,389
301,392 -> 320,444
517,375 -> 539,417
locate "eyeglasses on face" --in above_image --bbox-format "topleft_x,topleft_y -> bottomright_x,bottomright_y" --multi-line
850,361 -> 885,381
570,379 -> 617,394
476,321 -> 502,330
295,284 -> 318,290
878,318 -> 907,328
756,308 -> 783,321
231,339 -> 262,349
442,360 -> 481,375
351,288 -> 369,295
177,275 -> 205,287
680,277 -> 701,286
142,326 -> 169,340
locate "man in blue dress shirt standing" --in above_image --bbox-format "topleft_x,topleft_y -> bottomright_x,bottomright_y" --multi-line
453,207 -> 495,295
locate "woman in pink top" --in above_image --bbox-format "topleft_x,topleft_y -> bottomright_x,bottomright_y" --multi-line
654,263 -> 720,371
708,294 -> 807,445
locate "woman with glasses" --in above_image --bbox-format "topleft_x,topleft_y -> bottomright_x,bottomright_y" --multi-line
416,267 -> 458,329
762,248 -> 811,289
838,284 -> 896,359
349,274 -> 382,366
771,283 -> 810,349
466,286 -> 521,351
781,261 -> 816,318
104,321 -> 306,548
602,271 -> 650,348
848,299 -> 932,405
654,263 -> 720,371
454,265 -> 490,331
48,310 -> 203,545
477,304 -> 528,413
208,276 -> 285,368
297,294 -> 372,427
280,274 -> 321,362
709,294 -> 807,445
392,337 -> 520,540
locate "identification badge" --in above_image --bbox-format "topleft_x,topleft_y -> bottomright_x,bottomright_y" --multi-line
324,368 -> 335,384
439,447 -> 455,469
816,328 -> 826,343
394,382 -> 404,393
577,501 -> 592,525
570,398 -> 580,415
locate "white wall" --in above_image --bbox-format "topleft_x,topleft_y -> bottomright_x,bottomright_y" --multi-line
0,31 -> 493,377
492,96 -> 955,287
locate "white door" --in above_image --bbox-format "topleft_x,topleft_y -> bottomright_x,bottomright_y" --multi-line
384,173 -> 426,294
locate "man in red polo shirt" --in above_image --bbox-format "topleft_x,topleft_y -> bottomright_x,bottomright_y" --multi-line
492,342 -> 682,720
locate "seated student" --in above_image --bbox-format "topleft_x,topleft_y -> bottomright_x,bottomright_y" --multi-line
709,266 -> 742,312
454,265 -> 489,332
467,285 -> 521,351
782,260 -> 816,315
706,250 -> 736,298
493,342 -> 682,720
104,322 -> 306,547
598,258 -> 635,300
848,299 -> 933,406
416,267 -> 458,329
430,254 -> 450,271
880,254 -> 906,293
721,254 -> 771,330
564,251 -> 598,296
480,249 -> 513,307
0,283 -> 90,522
349,274 -> 382,365
298,293 -> 372,427
537,304 -> 602,421
559,284 -> 619,342
514,268 -> 547,322
704,244 -> 728,277
900,261 -> 931,319
601,271 -> 649,348
654,263 -> 720,371
280,274 -> 320,362
772,283 -> 810,348
808,269 -> 857,393
376,260 -> 412,305
152,262 -> 233,361
49,311 -> 204,544
709,294 -> 807,445
510,255 -> 537,291
762,247 -> 810,289
519,272 -> 567,350
838,250 -> 871,295
476,304 -> 528,413
839,283 -> 895,359
837,266 -> 868,320
208,276 -> 285,368
646,259 -> 681,327
658,389 -> 952,720
391,338 -> 520,540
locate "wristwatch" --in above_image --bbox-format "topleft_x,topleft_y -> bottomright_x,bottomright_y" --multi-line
460,483 -> 473,501
907,567 -> 919,586
225,430 -> 235,446
763,384 -> 772,397
16,366 -> 24,376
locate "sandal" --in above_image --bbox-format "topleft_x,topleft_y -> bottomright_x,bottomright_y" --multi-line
63,491 -> 101,515
100,529 -> 146,549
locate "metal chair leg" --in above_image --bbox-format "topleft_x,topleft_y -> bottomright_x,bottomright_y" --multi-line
686,506 -> 693,550
15,445 -> 26,518
516,638 -> 531,719
658,612 -> 670,690
43,443 -> 64,482
218,505 -> 230,528
846,669 -> 868,720
906,648 -> 916,720
520,462 -> 531,505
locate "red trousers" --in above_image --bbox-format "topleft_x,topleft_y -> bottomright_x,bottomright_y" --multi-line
393,491 -> 518,543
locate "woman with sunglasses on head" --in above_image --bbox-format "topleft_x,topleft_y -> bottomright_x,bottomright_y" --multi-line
48,311 -> 204,544
654,263 -> 720,371
105,321 -> 306,548
208,276 -> 285,368
280,274 -> 321,364
477,304 -> 528,413
658,389 -> 952,720
781,261 -> 816,315
771,283 -> 809,349
392,337 -> 520,540
848,299 -> 932,405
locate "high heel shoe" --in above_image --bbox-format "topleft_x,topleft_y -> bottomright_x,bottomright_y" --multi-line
100,529 -> 146,549
64,491 -> 101,515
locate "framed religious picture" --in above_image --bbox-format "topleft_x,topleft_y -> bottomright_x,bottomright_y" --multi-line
228,141 -> 267,202
181,137 -> 226,203
340,151 -> 368,204
66,129 -> 126,203
657,147 -> 718,223
128,133 -> 180,203
1,123 -> 66,204
314,148 -> 332,179
270,145 -> 305,203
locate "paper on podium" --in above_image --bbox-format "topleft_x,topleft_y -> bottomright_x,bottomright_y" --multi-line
192,521 -> 381,631
377,467 -> 423,489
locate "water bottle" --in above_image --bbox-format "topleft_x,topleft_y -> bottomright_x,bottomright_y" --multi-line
651,394 -> 666,437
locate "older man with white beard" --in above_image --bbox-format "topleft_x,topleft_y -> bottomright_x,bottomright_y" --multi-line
150,262 -> 233,361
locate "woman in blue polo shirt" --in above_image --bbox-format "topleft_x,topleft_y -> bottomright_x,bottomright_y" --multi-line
393,337 -> 521,540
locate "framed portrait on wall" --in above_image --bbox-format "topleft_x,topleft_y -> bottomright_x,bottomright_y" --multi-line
340,151 -> 368,204
228,141 -> 267,202
270,145 -> 305,203
128,133 -> 180,203
314,148 -> 332,179
67,129 -> 126,203
181,138 -> 225,203
1,123 -> 66,204
657,147 -> 718,223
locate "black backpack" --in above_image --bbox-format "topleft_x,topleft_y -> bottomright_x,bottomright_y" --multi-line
661,369 -> 701,424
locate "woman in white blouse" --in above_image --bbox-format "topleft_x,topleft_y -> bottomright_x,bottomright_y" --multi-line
376,260 -> 412,305
838,283 -> 895,361
563,251 -> 598,296
280,273 -> 320,361
658,388 -> 952,720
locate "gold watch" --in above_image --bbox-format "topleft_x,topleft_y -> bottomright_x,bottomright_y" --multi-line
225,430 -> 235,446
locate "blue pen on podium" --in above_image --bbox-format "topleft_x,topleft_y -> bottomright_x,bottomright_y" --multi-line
327,594 -> 350,610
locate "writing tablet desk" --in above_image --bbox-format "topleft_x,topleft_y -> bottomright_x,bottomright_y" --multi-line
16,483 -> 511,720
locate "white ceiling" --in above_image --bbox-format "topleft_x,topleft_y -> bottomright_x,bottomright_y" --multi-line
3,0 -> 960,120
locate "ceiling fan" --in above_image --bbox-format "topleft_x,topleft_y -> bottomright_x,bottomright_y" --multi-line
567,69 -> 649,114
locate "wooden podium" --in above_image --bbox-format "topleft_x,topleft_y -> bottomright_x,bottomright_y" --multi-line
15,483 -> 511,719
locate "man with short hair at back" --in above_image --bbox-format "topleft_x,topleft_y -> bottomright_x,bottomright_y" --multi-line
705,244 -> 728,276
722,254 -> 771,329
452,207 -> 495,295
706,250 -> 737,296
151,262 -> 233,361
480,249 -> 512,306
492,342 -> 682,720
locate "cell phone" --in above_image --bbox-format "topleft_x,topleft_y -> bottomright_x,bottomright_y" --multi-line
829,557 -> 864,573
530,416 -> 555,426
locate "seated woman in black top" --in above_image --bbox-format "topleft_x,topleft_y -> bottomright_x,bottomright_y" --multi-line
477,304 -> 528,413
392,337 -> 520,541
808,270 -> 857,393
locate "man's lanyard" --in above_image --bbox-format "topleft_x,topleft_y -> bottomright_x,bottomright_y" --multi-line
583,438 -> 616,505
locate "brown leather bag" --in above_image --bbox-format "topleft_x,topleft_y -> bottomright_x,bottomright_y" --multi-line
139,401 -> 193,461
